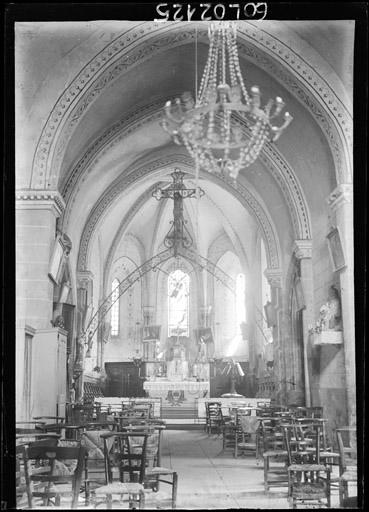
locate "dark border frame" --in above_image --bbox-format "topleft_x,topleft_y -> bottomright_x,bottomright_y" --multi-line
2,2 -> 367,509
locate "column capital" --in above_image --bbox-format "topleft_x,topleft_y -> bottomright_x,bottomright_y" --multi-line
293,239 -> 313,259
326,184 -> 353,211
77,270 -> 94,289
264,268 -> 283,288
16,189 -> 65,217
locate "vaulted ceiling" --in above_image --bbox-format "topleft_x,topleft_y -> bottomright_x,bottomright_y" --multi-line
15,20 -> 354,292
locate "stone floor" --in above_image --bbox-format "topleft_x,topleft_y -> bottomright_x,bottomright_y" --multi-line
143,429 -> 343,509
17,429 -> 350,509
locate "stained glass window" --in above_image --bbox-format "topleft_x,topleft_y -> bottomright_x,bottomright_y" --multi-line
168,269 -> 189,337
111,278 -> 120,336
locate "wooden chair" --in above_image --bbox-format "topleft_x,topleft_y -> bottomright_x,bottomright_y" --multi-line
303,419 -> 340,468
304,406 -> 323,419
82,421 -> 118,432
16,432 -> 61,448
34,416 -> 66,425
205,402 -> 223,434
262,420 -> 289,492
16,445 -> 32,508
123,424 -> 178,508
16,421 -> 47,435
131,401 -> 154,419
80,429 -> 116,506
26,444 -> 86,508
283,424 -> 331,508
91,432 -> 149,509
336,427 -> 357,507
234,410 -> 260,459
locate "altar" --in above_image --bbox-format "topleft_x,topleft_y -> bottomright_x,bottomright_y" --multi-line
143,379 -> 210,406
143,335 -> 210,406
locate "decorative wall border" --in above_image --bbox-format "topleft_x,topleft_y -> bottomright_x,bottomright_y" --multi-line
30,21 -> 352,191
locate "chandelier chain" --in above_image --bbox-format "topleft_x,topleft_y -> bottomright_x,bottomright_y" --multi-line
161,21 -> 293,180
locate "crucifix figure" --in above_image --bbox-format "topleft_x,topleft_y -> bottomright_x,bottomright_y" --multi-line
152,169 -> 204,256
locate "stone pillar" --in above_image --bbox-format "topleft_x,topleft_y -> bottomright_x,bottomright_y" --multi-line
200,305 -> 212,327
16,190 -> 65,329
75,270 -> 94,400
142,305 -> 155,361
16,190 -> 65,418
264,269 -> 283,401
293,240 -> 314,407
327,184 -> 355,427
142,305 -> 155,327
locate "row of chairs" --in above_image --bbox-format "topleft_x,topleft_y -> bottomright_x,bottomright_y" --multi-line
16,409 -> 178,509
204,402 -> 357,508
67,400 -> 156,425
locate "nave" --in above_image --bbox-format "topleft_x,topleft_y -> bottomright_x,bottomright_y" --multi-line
16,414 -> 356,510
12,12 -> 361,510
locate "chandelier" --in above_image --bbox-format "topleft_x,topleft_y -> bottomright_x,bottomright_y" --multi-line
161,22 -> 293,180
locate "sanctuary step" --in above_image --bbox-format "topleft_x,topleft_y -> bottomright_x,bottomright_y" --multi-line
162,405 -> 197,419
161,399 -> 201,429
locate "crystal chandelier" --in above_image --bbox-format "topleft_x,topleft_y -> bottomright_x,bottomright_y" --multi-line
161,22 -> 293,180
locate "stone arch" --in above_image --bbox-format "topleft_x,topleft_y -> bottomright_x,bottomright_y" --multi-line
30,21 -> 351,191
61,104 -> 312,241
75,154 -> 282,274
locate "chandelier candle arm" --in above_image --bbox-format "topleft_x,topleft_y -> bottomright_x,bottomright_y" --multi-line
161,21 -> 293,180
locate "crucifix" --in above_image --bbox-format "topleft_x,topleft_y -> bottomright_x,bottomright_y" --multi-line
152,169 -> 204,256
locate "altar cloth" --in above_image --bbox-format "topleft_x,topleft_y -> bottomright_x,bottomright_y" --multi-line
144,380 -> 210,405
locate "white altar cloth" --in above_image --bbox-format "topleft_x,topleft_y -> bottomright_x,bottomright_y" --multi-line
144,379 -> 209,405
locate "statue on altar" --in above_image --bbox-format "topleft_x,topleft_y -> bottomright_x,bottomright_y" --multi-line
166,337 -> 189,381
197,337 -> 207,362
192,336 -> 210,381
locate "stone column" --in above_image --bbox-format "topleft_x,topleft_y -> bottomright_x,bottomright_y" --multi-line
200,305 -> 212,327
142,305 -> 155,327
293,240 -> 313,407
327,184 -> 355,427
264,268 -> 284,401
75,270 -> 94,400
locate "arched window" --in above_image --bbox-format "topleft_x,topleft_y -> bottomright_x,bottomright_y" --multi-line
111,278 -> 120,336
168,269 -> 190,337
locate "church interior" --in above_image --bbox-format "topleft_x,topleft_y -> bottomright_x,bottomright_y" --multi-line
13,17 -> 360,509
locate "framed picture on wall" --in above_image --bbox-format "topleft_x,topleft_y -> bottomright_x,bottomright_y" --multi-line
327,227 -> 346,272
